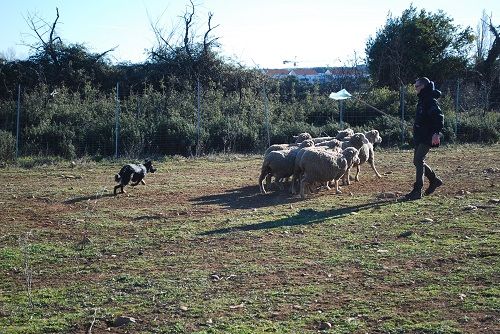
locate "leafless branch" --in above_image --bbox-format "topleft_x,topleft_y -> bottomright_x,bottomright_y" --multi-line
93,46 -> 118,62
183,0 -> 196,56
203,12 -> 220,54
148,7 -> 176,53
24,8 -> 62,65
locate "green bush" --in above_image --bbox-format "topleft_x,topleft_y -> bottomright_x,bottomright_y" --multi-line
0,130 -> 15,162
366,115 -> 409,147
457,111 -> 500,143
155,116 -> 197,156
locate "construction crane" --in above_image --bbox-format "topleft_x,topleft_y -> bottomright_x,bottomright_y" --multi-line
283,57 -> 299,67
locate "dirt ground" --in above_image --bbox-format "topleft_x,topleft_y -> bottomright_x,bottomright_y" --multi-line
1,144 -> 499,333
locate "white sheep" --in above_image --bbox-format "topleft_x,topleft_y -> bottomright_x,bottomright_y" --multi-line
299,147 -> 360,199
337,133 -> 370,184
311,136 -> 335,144
264,143 -> 296,157
263,132 -> 313,157
290,145 -> 329,194
343,129 -> 383,184
259,139 -> 315,194
292,132 -> 313,143
291,140 -> 345,194
335,128 -> 355,140
316,138 -> 342,149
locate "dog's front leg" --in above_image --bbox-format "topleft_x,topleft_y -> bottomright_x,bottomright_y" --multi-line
114,185 -> 125,195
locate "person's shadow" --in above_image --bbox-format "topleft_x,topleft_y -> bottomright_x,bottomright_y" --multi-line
199,199 -> 398,236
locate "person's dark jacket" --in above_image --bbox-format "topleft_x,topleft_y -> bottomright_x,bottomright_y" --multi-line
413,81 -> 444,146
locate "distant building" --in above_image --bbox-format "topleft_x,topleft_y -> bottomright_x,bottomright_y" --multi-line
264,65 -> 369,83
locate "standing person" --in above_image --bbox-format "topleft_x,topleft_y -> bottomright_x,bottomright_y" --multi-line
405,77 -> 444,201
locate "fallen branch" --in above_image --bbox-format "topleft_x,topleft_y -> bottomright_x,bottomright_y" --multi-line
86,308 -> 98,334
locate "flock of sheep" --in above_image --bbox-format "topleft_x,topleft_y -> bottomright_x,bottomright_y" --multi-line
259,128 -> 383,198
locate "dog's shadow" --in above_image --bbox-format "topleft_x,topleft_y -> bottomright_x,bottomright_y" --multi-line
190,185 -> 302,209
63,193 -> 115,204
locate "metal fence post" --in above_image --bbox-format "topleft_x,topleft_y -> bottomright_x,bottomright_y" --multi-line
115,82 -> 120,158
339,84 -> 344,129
16,84 -> 20,158
400,84 -> 405,145
196,79 -> 201,157
455,79 -> 460,138
262,84 -> 270,147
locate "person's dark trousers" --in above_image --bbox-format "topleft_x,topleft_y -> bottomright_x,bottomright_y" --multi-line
405,143 -> 431,200
413,143 -> 432,189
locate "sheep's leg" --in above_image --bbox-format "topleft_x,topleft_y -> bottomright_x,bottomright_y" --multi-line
369,150 -> 382,178
369,158 -> 382,178
265,174 -> 272,186
325,181 -> 331,191
290,172 -> 300,194
258,170 -> 269,194
343,168 -> 351,185
300,178 -> 308,199
277,178 -> 285,190
335,179 -> 342,194
355,165 -> 361,182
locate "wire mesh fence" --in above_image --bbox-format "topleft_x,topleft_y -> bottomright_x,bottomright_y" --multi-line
0,79 -> 498,160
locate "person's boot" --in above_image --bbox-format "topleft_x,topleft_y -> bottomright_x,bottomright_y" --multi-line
404,183 -> 422,201
425,176 -> 443,195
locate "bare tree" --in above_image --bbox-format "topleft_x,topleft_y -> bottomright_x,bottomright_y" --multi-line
475,10 -> 494,64
474,12 -> 500,110
23,7 -> 115,65
24,7 -> 63,66
149,0 -> 219,66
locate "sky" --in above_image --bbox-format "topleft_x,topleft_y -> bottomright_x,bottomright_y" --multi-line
0,0 -> 498,69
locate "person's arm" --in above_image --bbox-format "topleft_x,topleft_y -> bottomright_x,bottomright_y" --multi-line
430,102 -> 444,144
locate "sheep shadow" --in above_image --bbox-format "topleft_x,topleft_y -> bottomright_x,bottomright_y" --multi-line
190,184 -> 302,209
199,199 -> 397,236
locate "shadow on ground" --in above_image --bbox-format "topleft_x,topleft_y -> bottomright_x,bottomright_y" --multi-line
63,193 -> 115,204
199,199 -> 398,235
190,185 -> 302,209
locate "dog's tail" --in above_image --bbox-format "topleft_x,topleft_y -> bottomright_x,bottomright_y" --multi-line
115,174 -> 121,183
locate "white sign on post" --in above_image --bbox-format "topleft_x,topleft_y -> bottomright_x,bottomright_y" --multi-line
329,89 -> 352,129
